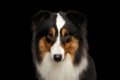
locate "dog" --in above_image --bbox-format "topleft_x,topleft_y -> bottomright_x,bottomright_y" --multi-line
31,10 -> 96,80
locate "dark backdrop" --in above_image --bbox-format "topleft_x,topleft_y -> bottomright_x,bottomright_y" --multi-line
2,2 -> 118,80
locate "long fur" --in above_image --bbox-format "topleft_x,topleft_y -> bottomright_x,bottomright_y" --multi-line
32,10 -> 96,80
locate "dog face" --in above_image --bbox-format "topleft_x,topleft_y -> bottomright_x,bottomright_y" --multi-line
32,11 -> 87,64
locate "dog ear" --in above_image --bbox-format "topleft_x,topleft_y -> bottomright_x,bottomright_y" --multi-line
66,11 -> 87,37
32,10 -> 51,24
32,11 -> 51,31
66,11 -> 87,28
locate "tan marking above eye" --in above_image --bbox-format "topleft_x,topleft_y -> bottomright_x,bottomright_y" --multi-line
49,27 -> 55,37
61,27 -> 72,43
61,28 -> 67,36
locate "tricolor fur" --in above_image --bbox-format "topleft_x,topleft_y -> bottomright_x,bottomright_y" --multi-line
32,11 -> 96,80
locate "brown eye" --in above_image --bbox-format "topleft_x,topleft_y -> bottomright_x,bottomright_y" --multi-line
62,33 -> 71,43
48,31 -> 53,37
46,31 -> 55,43
65,35 -> 71,43
64,32 -> 69,37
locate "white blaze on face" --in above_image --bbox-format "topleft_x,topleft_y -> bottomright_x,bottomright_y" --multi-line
50,13 -> 65,61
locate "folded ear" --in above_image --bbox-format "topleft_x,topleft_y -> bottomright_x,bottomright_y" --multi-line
66,11 -> 87,27
32,11 -> 51,32
32,10 -> 51,24
66,11 -> 87,37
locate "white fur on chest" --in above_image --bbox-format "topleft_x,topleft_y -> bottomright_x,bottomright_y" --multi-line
36,53 -> 88,80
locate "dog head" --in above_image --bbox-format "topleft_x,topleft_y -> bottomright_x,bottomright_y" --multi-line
32,11 -> 87,64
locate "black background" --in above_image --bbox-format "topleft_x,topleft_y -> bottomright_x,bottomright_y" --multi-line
2,1 -> 118,80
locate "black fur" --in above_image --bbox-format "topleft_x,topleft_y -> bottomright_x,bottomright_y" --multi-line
65,11 -> 87,65
32,10 -> 96,80
32,11 -> 57,63
80,55 -> 96,80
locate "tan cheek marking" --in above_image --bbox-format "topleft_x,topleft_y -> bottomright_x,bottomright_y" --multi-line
38,37 -> 51,60
62,37 -> 79,62
61,28 -> 67,36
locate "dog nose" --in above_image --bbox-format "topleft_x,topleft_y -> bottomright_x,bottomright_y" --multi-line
54,54 -> 62,62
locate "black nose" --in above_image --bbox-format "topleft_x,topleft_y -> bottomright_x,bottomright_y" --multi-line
54,54 -> 62,62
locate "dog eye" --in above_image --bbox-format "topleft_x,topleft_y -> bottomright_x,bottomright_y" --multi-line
65,35 -> 71,43
62,33 -> 71,43
48,31 -> 53,37
64,32 -> 69,37
46,31 -> 54,43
